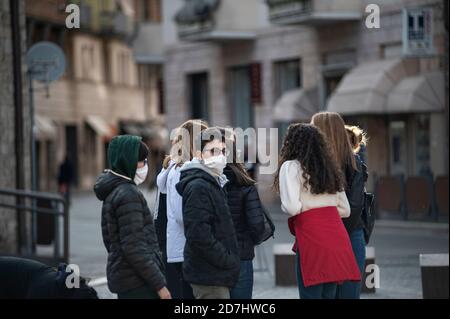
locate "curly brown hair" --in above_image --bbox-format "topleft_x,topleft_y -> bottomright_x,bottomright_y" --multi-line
273,123 -> 344,195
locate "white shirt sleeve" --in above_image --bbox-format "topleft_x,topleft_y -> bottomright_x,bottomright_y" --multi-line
337,191 -> 351,218
279,161 -> 302,216
169,167 -> 184,225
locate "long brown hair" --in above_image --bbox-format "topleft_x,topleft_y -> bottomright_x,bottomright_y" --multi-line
218,127 -> 255,186
273,123 -> 344,194
311,112 -> 357,171
163,119 -> 209,168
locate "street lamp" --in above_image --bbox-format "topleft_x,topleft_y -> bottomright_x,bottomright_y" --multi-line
26,41 -> 66,253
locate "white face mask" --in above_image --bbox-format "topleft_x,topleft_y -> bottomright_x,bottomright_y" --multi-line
134,164 -> 148,185
203,154 -> 227,175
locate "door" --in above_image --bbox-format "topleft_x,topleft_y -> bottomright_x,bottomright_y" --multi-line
188,72 -> 209,122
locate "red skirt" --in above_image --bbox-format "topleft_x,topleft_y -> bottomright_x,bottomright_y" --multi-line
288,206 -> 361,287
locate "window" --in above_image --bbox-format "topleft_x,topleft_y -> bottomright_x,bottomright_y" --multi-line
324,75 -> 343,100
117,51 -> 130,85
81,45 -> 95,80
389,120 -> 408,176
158,78 -> 165,114
229,66 -> 253,129
135,0 -> 162,23
274,59 -> 301,101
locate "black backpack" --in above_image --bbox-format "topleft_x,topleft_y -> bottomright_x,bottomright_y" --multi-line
254,206 -> 275,245
361,192 -> 375,244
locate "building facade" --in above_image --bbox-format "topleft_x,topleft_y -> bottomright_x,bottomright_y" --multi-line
26,0 -> 165,191
162,0 -> 448,204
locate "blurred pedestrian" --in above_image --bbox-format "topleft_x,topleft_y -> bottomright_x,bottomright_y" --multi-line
57,155 -> 74,205
0,256 -> 97,299
94,135 -> 171,299
220,130 -> 267,299
312,112 -> 368,299
176,127 -> 240,299
273,123 -> 360,299
156,119 -> 208,299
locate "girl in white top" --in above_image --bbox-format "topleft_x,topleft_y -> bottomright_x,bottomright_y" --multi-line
279,160 -> 350,218
273,123 -> 358,299
156,119 -> 208,299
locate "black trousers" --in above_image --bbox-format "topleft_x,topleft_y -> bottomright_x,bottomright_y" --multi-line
166,262 -> 194,299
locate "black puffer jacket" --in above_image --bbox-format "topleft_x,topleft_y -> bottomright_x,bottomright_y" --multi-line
176,162 -> 240,288
94,172 -> 166,294
343,154 -> 368,234
223,166 -> 265,260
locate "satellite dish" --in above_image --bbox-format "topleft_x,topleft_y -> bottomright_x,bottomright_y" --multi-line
27,41 -> 66,83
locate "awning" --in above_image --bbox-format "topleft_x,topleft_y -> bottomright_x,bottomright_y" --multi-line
386,72 -> 445,113
327,59 -> 420,115
35,115 -> 57,141
273,88 -> 318,122
85,115 -> 113,138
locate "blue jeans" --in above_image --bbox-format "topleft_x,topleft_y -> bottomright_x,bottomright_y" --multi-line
336,228 -> 366,299
230,260 -> 254,299
296,250 -> 337,299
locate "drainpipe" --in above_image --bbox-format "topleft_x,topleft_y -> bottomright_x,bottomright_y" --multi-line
10,0 -> 26,254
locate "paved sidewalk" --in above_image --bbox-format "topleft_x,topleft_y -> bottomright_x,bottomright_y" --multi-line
69,190 -> 449,299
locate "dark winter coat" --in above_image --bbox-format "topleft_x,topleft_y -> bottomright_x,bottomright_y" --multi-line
223,166 -> 266,260
343,154 -> 368,234
94,135 -> 166,294
175,160 -> 240,288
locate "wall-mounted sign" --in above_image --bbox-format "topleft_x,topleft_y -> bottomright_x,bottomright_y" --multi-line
402,7 -> 435,57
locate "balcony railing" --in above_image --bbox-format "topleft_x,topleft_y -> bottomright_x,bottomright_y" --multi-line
266,0 -> 362,26
99,11 -> 134,37
175,0 -> 256,42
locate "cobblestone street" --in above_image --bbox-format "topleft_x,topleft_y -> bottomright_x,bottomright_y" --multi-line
69,189 -> 449,299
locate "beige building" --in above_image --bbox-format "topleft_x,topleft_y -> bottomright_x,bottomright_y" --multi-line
161,0 -> 448,206
26,0 -> 166,191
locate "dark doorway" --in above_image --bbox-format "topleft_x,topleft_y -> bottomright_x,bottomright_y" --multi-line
229,66 -> 253,130
65,125 -> 79,187
188,72 -> 209,121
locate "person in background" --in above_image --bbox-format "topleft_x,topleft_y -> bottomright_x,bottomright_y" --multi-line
0,256 -> 98,299
312,112 -> 368,299
57,155 -> 74,205
345,125 -> 368,164
94,135 -> 171,299
156,119 -> 208,299
219,128 -> 266,299
273,123 -> 360,299
176,127 -> 240,299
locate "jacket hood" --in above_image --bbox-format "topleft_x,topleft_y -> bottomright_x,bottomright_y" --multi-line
94,171 -> 132,201
175,158 -> 228,196
107,135 -> 142,179
156,160 -> 176,193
